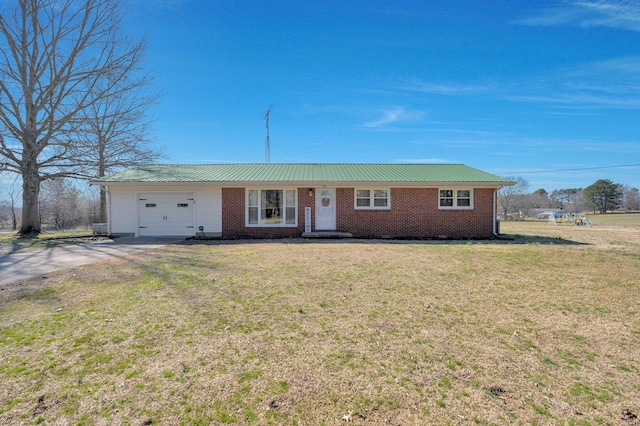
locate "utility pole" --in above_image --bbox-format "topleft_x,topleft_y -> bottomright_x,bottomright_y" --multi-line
264,105 -> 273,163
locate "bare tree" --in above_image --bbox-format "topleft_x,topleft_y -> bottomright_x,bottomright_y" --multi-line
80,185 -> 101,226
0,0 -> 149,235
0,168 -> 20,231
621,185 -> 640,212
75,75 -> 162,222
40,178 -> 82,230
531,188 -> 551,209
511,193 -> 537,218
498,176 -> 529,217
5,173 -> 20,230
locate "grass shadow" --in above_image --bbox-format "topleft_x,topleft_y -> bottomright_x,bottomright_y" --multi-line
493,234 -> 589,245
181,234 -> 590,246
0,233 -> 103,255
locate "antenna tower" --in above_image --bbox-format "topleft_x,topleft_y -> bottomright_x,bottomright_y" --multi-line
264,105 -> 273,163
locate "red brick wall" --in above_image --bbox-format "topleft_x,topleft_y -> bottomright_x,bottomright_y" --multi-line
336,188 -> 495,239
222,187 -> 496,239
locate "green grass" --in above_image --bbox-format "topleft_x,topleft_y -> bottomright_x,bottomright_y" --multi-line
0,229 -> 103,253
1,219 -> 639,424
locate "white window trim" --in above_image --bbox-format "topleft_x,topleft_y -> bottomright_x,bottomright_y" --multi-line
246,188 -> 298,227
438,188 -> 474,210
354,188 -> 391,210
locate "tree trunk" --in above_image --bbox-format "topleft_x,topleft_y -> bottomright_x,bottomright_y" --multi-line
10,201 -> 17,231
20,165 -> 42,235
98,157 -> 107,223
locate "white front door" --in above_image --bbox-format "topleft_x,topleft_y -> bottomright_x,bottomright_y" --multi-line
315,188 -> 336,230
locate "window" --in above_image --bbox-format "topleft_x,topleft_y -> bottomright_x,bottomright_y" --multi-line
145,203 -> 156,208
355,189 -> 390,209
177,203 -> 189,208
247,189 -> 297,226
439,189 -> 473,209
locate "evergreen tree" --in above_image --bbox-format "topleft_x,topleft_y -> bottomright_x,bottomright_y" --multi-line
583,179 -> 622,214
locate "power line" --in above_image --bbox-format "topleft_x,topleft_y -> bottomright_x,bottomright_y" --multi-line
502,163 -> 640,175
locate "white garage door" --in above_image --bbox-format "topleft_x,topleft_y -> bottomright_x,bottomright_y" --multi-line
137,192 -> 195,236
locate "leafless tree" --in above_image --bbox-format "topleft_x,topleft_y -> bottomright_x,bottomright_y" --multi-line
530,188 -> 551,209
75,75 -> 162,222
5,173 -> 20,230
39,178 -> 83,230
0,0 -> 151,235
80,185 -> 101,226
0,168 -> 20,231
621,185 -> 640,212
498,176 -> 529,217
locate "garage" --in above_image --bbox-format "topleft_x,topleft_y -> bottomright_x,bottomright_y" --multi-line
137,192 -> 195,236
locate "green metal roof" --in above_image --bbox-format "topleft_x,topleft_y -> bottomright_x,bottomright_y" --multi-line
92,163 -> 513,185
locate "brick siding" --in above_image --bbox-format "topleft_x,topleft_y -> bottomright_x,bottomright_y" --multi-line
337,188 -> 495,238
222,187 -> 496,239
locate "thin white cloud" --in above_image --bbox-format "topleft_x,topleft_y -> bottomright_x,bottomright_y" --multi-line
515,0 -> 640,31
502,92 -> 640,108
503,56 -> 640,108
391,55 -> 640,110
570,55 -> 640,78
364,107 -> 426,128
364,108 -> 404,128
394,78 -> 488,95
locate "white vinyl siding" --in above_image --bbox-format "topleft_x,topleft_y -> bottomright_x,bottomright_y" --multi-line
196,188 -> 222,234
107,186 -> 222,236
109,188 -> 138,234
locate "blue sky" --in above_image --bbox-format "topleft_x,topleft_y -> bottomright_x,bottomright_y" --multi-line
123,0 -> 640,192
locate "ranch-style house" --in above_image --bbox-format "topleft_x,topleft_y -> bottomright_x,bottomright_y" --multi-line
91,163 -> 514,239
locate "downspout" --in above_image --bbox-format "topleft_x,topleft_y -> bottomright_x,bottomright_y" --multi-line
493,188 -> 499,236
106,186 -> 112,236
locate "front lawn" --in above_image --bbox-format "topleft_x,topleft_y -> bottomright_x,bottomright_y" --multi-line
1,219 -> 639,424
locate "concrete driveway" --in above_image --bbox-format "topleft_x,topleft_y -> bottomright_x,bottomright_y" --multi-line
0,237 -> 184,286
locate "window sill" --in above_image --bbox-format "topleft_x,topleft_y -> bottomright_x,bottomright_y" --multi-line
354,207 -> 391,211
245,224 -> 299,228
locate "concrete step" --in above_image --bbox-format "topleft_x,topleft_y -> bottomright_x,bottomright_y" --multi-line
301,231 -> 353,238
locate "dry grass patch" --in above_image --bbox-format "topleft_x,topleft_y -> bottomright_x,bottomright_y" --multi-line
0,230 -> 105,255
1,219 -> 639,424
500,213 -> 640,250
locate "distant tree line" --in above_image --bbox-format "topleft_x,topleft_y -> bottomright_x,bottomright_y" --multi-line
1,178 -> 99,232
498,177 -> 640,218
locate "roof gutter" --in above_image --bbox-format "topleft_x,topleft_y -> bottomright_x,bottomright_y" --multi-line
87,180 -> 512,188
